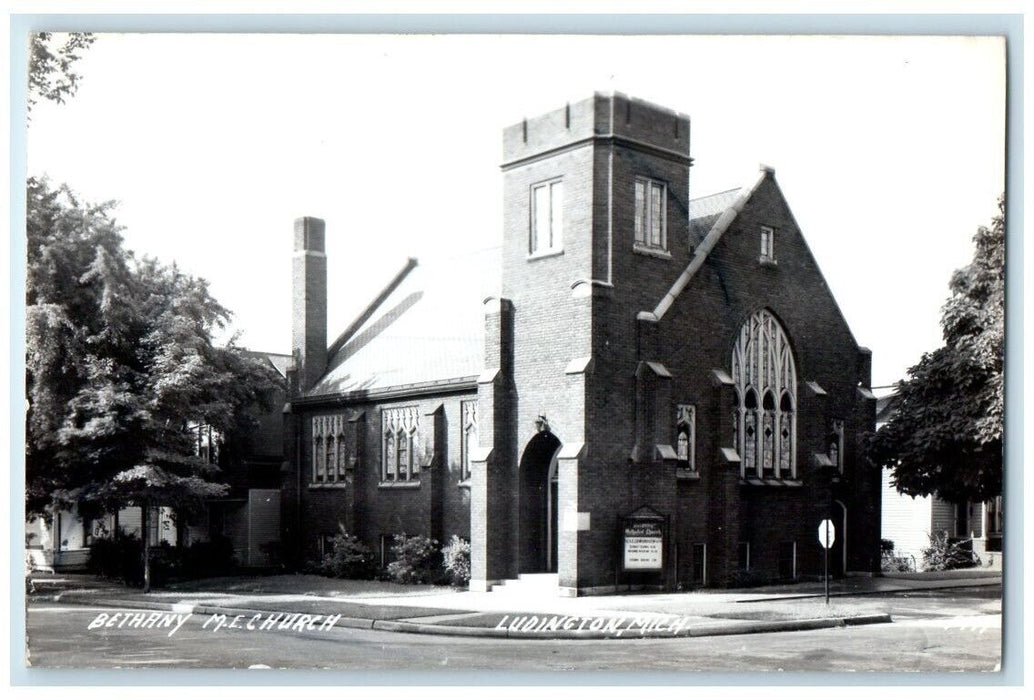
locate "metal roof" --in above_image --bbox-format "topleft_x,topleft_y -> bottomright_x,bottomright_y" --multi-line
306,246 -> 500,398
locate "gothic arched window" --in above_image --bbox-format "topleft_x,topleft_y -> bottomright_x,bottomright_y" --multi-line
731,309 -> 798,479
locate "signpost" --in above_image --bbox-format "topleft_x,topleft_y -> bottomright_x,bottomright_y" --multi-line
818,519 -> 836,605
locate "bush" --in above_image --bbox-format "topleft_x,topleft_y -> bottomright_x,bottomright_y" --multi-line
386,533 -> 441,584
880,539 -> 895,555
89,535 -> 144,584
88,535 -> 237,586
921,530 -> 980,572
181,535 -> 236,578
320,528 -> 376,580
441,535 -> 471,586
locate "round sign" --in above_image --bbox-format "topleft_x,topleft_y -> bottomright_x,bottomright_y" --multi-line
818,519 -> 836,548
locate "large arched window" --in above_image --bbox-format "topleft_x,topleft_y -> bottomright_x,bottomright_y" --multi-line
731,309 -> 797,478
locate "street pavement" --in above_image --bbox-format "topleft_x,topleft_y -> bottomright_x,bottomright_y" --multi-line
27,569 -> 1001,641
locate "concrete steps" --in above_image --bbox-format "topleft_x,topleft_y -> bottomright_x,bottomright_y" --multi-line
491,573 -> 559,596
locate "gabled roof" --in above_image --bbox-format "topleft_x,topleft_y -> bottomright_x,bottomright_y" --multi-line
305,246 -> 500,398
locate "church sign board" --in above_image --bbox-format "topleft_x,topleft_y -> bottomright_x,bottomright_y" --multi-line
622,508 -> 666,572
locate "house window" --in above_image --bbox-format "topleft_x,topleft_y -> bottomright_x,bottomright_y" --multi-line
828,419 -> 845,473
634,177 -> 667,251
460,400 -> 478,482
530,179 -> 563,255
382,406 -> 420,482
731,309 -> 798,479
676,404 -> 696,472
691,543 -> 707,585
760,225 -> 775,262
311,414 -> 347,485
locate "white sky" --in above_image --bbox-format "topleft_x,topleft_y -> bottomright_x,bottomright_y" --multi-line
25,33 -> 1005,388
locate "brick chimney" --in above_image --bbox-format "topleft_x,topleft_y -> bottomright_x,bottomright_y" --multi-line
292,216 -> 327,394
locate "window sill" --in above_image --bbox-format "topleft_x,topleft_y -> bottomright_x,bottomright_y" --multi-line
457,479 -> 472,489
739,477 -> 803,487
377,480 -> 421,490
527,248 -> 564,261
675,468 -> 700,481
759,256 -> 778,268
308,482 -> 348,489
633,244 -> 672,260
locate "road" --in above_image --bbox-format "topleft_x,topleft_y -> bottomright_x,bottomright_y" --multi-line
23,588 -> 1002,673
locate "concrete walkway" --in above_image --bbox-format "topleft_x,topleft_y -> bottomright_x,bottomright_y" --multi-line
30,570 -> 1000,641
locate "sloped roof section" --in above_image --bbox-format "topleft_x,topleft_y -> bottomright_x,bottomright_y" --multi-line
306,246 -> 500,398
640,166 -> 773,323
243,350 -> 292,379
688,187 -> 742,246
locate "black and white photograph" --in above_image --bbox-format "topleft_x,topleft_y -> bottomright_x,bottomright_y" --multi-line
12,9 -> 1016,686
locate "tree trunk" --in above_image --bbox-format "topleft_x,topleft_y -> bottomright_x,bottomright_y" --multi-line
142,502 -> 151,593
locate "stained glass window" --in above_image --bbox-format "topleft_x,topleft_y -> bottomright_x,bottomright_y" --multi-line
731,309 -> 797,479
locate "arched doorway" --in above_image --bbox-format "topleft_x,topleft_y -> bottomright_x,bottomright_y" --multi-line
518,431 -> 562,574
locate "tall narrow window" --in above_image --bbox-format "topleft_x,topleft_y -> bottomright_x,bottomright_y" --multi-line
314,437 -> 326,482
530,179 -> 563,255
460,400 -> 478,482
634,177 -> 667,251
676,404 -> 696,473
384,433 -> 395,481
325,438 -> 336,482
760,225 -> 775,261
731,309 -> 798,479
396,432 -> 410,480
828,419 -> 845,473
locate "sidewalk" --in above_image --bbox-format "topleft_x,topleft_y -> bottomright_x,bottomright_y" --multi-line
29,570 -> 1000,641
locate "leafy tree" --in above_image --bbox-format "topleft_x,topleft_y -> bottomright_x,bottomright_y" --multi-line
871,196 -> 1004,503
28,32 -> 95,113
26,177 -> 281,589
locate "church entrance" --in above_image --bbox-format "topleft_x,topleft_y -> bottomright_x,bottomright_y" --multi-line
518,431 -> 561,574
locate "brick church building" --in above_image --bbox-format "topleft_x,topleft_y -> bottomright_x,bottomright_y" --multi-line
282,93 -> 881,595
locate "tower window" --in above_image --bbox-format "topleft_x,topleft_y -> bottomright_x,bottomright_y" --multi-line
634,177 -> 667,251
530,179 -> 563,255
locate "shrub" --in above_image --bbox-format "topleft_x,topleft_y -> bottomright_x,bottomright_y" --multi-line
181,536 -> 236,578
386,533 -> 441,584
89,535 -> 144,584
880,539 -> 895,555
921,530 -> 980,572
320,528 -> 376,580
881,550 -> 916,573
441,535 -> 471,586
89,534 -> 237,586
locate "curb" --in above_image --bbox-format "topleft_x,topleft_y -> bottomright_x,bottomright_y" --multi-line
739,579 -> 1001,603
47,593 -> 892,641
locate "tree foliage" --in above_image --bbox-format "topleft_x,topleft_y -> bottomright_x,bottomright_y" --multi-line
871,197 -> 1005,503
28,32 -> 95,113
25,177 -> 281,518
